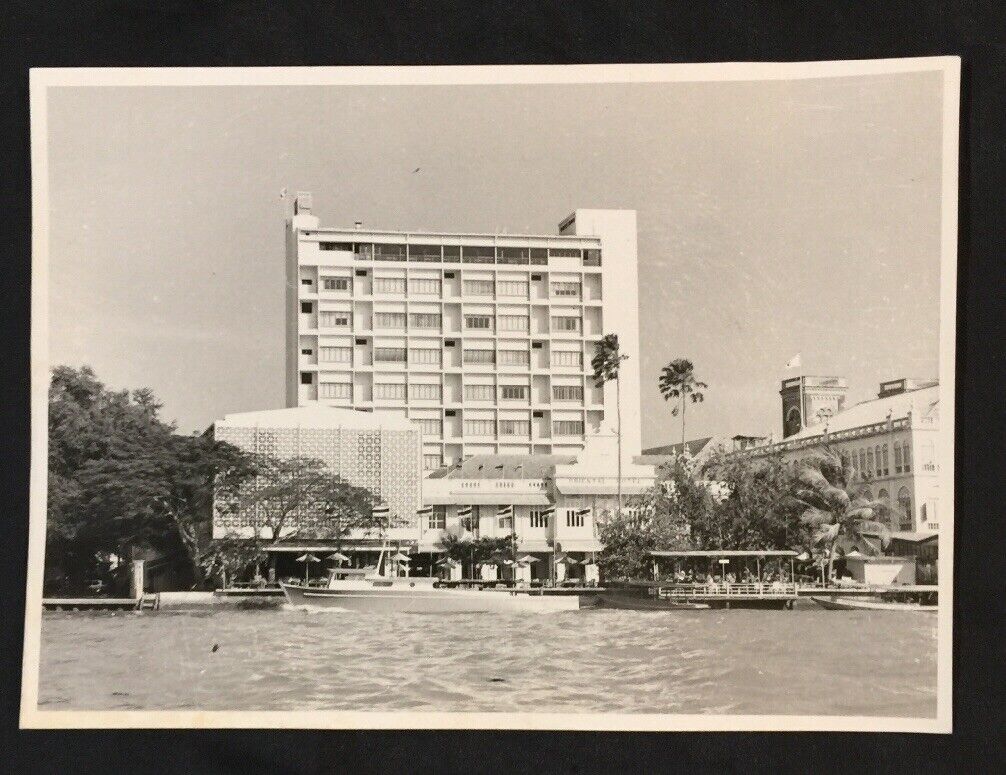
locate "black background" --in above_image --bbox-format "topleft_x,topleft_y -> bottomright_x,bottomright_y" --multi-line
2,2 -> 1004,773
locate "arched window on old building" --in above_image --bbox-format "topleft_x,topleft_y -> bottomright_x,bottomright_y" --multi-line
897,486 -> 913,530
867,448 -> 875,478
878,488 -> 891,525
902,442 -> 912,473
882,444 -> 889,476
875,445 -> 883,476
894,442 -> 903,473
859,449 -> 867,477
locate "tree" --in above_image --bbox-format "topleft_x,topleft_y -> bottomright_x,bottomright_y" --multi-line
693,449 -> 808,551
793,450 -> 892,583
658,358 -> 708,448
591,333 -> 629,515
46,365 -> 178,589
598,460 -> 694,582
212,454 -> 386,581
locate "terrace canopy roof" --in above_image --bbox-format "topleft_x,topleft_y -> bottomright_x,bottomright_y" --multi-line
650,550 -> 799,558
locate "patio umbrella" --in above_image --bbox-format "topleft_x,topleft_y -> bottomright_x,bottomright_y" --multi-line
328,552 -> 351,565
515,554 -> 537,565
295,553 -> 320,584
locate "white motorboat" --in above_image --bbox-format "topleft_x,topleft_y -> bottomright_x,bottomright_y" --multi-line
280,546 -> 579,614
810,596 -> 937,612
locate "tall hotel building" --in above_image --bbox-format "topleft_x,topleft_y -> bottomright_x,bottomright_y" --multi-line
285,192 -> 642,473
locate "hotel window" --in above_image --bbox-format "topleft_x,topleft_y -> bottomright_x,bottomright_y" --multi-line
460,515 -> 478,532
319,311 -> 351,328
551,351 -> 583,367
409,244 -> 442,262
408,313 -> 442,329
301,302 -> 313,313
374,347 -> 407,363
902,442 -> 911,472
551,315 -> 581,333
498,315 -> 529,332
373,277 -> 406,294
498,247 -> 530,265
866,448 -> 874,477
319,346 -> 351,363
552,384 -> 583,401
354,243 -> 374,259
374,312 -> 406,329
373,383 -> 407,400
465,315 -> 494,331
415,418 -> 443,436
497,280 -> 529,297
373,243 -> 407,261
529,510 -> 549,529
300,372 -> 313,385
463,279 -> 495,295
462,246 -> 496,264
499,385 -> 527,401
894,443 -> 903,473
876,445 -> 885,476
566,509 -> 584,527
318,382 -> 351,399
858,449 -> 867,476
443,246 -> 461,263
530,248 -> 548,265
409,348 -> 441,366
463,419 -> 496,436
427,505 -> 447,528
499,419 -> 530,436
319,241 -> 353,251
497,516 -> 514,530
553,420 -> 584,436
410,383 -> 442,400
583,249 -> 602,266
551,281 -> 581,298
464,384 -> 495,401
321,277 -> 350,291
498,350 -> 530,367
463,349 -> 496,365
549,248 -> 581,259
408,278 -> 441,295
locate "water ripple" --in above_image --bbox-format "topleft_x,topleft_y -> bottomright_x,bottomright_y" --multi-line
38,606 -> 937,716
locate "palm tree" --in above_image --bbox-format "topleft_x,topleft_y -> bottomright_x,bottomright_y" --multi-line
658,358 -> 708,449
591,333 -> 629,515
793,450 -> 891,584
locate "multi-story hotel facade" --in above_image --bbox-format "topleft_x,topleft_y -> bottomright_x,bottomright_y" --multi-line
284,192 -> 642,473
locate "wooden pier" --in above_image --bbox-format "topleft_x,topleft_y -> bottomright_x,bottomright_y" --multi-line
43,597 -> 141,611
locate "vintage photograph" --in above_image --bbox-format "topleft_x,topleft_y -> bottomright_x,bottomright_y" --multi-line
23,60 -> 958,731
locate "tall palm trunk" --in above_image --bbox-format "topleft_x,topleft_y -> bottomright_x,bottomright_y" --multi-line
827,536 -> 839,587
680,392 -> 686,448
616,375 -> 623,515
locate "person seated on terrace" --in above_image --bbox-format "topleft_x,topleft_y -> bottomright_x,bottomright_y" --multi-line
674,569 -> 686,583
725,571 -> 736,585
741,568 -> 754,583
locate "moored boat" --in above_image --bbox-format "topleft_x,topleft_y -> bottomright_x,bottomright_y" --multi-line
280,548 -> 579,613
280,576 -> 579,613
590,592 -> 709,611
810,596 -> 937,612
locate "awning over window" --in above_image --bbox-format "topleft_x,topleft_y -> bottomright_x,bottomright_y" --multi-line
555,538 -> 603,553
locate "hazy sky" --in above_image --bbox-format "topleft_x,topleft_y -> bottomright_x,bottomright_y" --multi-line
46,72 -> 943,446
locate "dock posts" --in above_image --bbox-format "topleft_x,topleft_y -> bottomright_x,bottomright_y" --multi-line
130,559 -> 145,600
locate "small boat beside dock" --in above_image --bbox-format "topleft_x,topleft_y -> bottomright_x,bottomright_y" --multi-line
810,596 -> 937,612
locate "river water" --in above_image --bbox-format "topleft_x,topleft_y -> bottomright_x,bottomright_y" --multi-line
38,604 -> 937,717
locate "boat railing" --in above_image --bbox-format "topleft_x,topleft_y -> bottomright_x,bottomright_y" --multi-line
660,582 -> 798,598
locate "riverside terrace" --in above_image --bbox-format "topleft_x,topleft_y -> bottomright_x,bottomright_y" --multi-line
648,550 -> 801,609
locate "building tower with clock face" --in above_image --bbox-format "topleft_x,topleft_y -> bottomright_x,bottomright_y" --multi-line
780,375 -> 849,438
